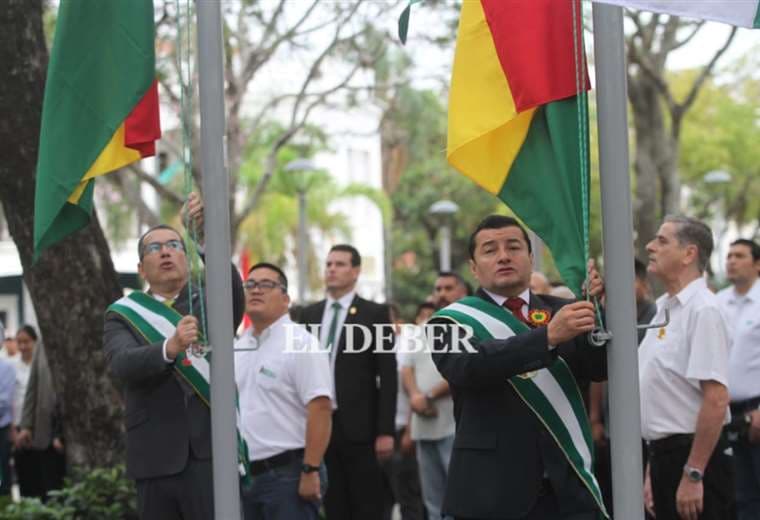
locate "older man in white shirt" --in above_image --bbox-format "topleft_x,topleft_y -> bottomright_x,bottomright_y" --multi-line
717,238 -> 760,520
640,216 -> 733,520
235,262 -> 333,520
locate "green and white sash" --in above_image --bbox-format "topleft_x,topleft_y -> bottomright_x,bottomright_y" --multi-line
435,296 -> 608,518
107,291 -> 251,482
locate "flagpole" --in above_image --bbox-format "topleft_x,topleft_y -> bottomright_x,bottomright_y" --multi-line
196,2 -> 242,519
592,4 -> 645,519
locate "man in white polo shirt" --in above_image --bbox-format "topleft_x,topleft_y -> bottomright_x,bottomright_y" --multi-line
640,216 -> 733,520
717,238 -> 760,520
235,262 -> 333,520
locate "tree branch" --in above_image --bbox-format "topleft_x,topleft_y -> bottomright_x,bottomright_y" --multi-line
127,164 -> 184,205
677,27 -> 737,114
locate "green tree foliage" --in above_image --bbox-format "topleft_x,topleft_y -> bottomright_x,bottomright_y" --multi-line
387,86 -> 501,317
677,59 -> 760,234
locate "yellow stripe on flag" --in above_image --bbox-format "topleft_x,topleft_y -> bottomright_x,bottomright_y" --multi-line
447,0 -> 535,194
67,123 -> 142,203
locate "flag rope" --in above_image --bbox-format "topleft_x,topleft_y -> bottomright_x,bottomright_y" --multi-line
571,0 -> 606,331
175,0 -> 209,353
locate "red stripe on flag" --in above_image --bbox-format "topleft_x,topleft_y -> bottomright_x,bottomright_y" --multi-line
480,0 -> 589,112
125,79 -> 161,157
240,250 -> 252,330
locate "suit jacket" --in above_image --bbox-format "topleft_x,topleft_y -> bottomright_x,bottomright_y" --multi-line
19,342 -> 59,449
300,295 -> 396,443
103,263 -> 244,480
431,289 -> 607,519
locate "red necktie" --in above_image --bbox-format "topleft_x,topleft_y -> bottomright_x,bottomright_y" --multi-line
504,297 -> 531,327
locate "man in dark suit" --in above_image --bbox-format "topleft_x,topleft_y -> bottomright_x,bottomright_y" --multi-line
430,215 -> 607,520
103,193 -> 244,520
300,244 -> 397,520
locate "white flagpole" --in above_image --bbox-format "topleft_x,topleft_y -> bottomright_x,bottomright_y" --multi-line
196,2 -> 242,518
592,3 -> 646,518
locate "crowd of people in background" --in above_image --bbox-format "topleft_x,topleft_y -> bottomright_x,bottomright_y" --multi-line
4,193 -> 759,520
0,323 -> 65,503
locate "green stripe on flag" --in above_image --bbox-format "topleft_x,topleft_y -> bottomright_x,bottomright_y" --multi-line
34,0 -> 155,258
498,96 -> 589,297
754,4 -> 760,28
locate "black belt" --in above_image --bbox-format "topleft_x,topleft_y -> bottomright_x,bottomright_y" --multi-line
730,395 -> 760,415
649,432 -> 729,456
250,448 -> 304,476
649,433 -> 694,455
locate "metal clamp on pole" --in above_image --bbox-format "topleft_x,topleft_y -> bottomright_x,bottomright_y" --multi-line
636,308 -> 670,331
588,327 -> 612,347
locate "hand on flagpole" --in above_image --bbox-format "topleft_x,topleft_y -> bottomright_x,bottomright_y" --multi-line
166,315 -> 199,360
183,192 -> 205,247
583,259 -> 605,300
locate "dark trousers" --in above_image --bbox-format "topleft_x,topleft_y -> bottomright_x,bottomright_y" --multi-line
0,426 -> 11,496
649,434 -> 734,520
14,444 -> 65,500
136,456 -> 212,520
381,427 -> 425,520
324,414 -> 384,520
454,487 -> 599,520
733,440 -> 760,520
241,459 -> 326,520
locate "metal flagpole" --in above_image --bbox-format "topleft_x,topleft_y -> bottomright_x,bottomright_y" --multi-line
592,3 -> 645,518
196,2 -> 242,518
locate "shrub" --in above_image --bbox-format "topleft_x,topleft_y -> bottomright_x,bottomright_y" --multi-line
0,465 -> 137,520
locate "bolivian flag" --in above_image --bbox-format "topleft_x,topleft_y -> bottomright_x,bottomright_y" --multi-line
34,0 -> 160,258
448,0 -> 589,295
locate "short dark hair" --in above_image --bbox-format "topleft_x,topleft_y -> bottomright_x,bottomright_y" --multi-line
437,271 -> 473,296
664,215 -> 713,273
415,302 -> 436,319
19,324 -> 38,341
468,215 -> 532,259
730,239 -> 760,262
138,224 -> 185,260
248,262 -> 288,290
634,258 -> 648,280
330,244 -> 361,267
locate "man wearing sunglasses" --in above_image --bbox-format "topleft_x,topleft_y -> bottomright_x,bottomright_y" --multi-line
235,263 -> 332,520
103,193 -> 245,520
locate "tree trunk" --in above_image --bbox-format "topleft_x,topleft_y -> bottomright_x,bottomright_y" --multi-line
628,77 -> 663,261
0,0 -> 125,468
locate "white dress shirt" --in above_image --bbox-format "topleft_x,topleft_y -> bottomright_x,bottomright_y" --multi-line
639,277 -> 731,441
484,288 -> 530,317
718,279 -> 760,401
234,314 -> 333,461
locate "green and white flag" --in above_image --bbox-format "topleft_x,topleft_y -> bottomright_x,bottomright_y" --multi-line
435,296 -> 608,519
593,0 -> 760,28
107,291 -> 250,482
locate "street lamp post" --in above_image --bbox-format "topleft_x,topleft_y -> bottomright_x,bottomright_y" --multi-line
429,200 -> 459,272
284,158 -> 318,303
704,169 -> 732,278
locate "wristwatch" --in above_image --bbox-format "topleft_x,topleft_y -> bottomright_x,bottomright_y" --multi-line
683,465 -> 703,482
301,463 -> 320,474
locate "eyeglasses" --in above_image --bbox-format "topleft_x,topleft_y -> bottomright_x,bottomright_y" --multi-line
142,239 -> 185,257
244,279 -> 286,292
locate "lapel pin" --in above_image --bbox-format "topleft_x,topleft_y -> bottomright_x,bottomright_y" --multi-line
349,306 -> 357,315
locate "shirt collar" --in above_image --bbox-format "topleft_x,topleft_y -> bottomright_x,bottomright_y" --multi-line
327,290 -> 355,310
248,312 -> 291,341
150,291 -> 179,303
672,276 -> 707,307
483,288 -> 530,308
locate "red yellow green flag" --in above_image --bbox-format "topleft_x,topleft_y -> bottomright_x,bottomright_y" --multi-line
448,0 -> 590,295
34,0 -> 160,258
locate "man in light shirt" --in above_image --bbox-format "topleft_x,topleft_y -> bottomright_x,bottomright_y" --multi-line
717,238 -> 760,520
402,272 -> 468,520
236,262 -> 332,520
639,216 -> 733,520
